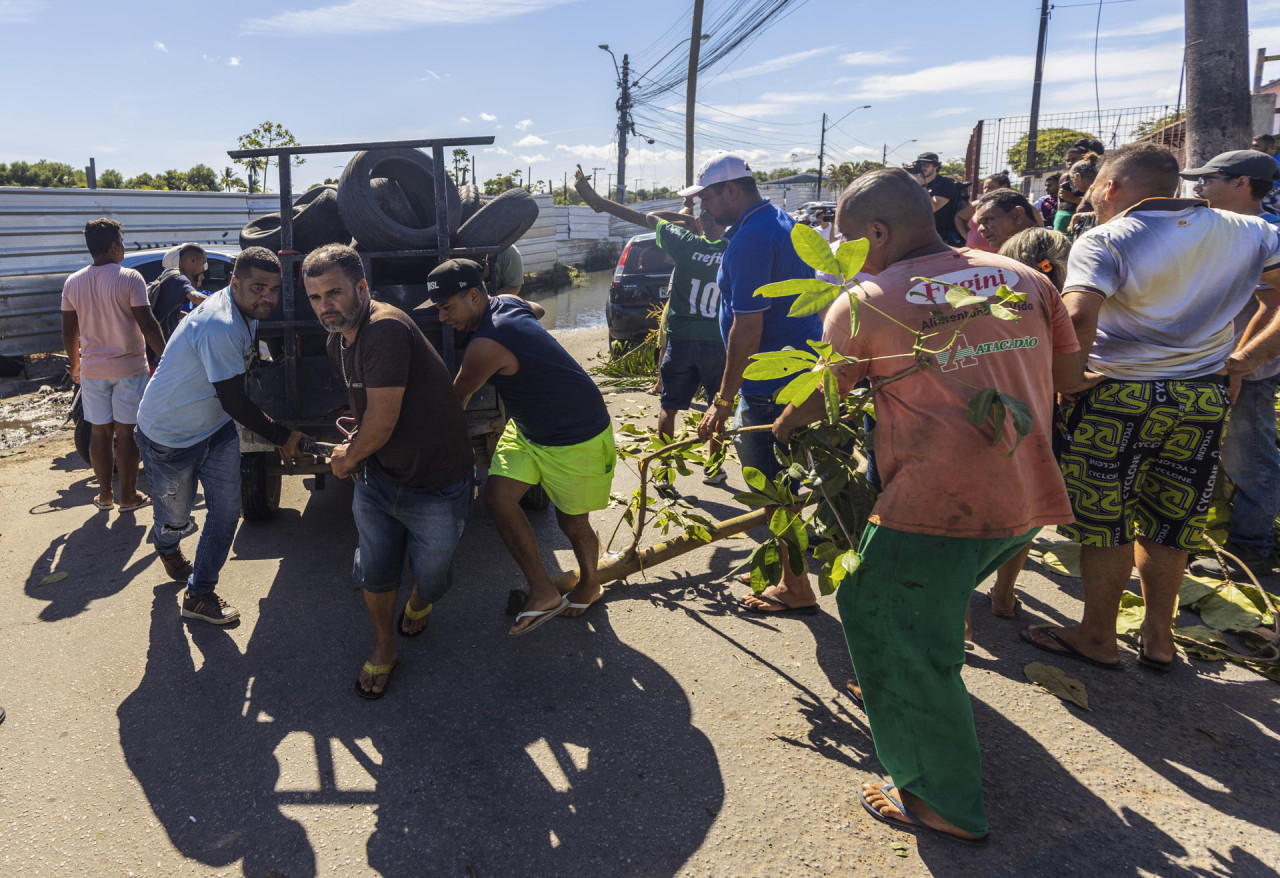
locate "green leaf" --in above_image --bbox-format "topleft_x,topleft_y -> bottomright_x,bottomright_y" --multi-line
743,466 -> 768,492
788,284 -> 844,318
988,302 -> 1021,321
39,571 -> 68,586
791,222 -> 841,275
769,507 -> 790,537
839,549 -> 861,575
775,369 -> 824,407
744,354 -> 818,381
966,388 -> 996,426
1116,592 -> 1146,635
1179,574 -> 1218,608
1030,540 -> 1081,576
1024,662 -> 1091,710
835,237 -> 869,279
848,290 -> 861,337
1196,583 -> 1265,631
995,285 -> 1026,304
945,288 -> 988,309
989,398 -> 1007,447
732,491 -> 777,508
1002,394 -> 1035,442
823,368 -> 841,425
755,277 -> 834,301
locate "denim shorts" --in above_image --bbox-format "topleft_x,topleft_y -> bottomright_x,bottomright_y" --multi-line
659,338 -> 726,412
733,394 -> 788,482
81,372 -> 148,425
352,466 -> 472,599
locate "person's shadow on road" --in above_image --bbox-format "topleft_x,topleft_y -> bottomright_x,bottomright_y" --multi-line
117,485 -> 725,877
25,509 -> 152,621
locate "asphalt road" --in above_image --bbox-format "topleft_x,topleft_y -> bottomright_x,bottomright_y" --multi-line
1,327 -> 1278,877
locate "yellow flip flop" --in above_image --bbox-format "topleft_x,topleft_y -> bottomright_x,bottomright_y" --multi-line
355,660 -> 396,700
399,600 -> 433,637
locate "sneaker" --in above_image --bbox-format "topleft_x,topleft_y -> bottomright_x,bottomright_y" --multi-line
180,590 -> 240,625
159,548 -> 193,582
1187,542 -> 1276,580
702,468 -> 728,485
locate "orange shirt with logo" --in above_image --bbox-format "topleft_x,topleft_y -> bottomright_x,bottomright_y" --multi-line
826,248 -> 1078,539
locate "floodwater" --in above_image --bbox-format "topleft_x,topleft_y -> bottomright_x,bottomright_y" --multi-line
524,269 -> 613,331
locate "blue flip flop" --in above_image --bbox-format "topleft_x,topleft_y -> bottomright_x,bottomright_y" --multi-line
858,782 -> 989,847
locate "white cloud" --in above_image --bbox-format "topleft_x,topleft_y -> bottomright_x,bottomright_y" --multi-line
459,115 -> 471,123
243,0 -> 578,36
927,107 -> 971,118
514,134 -> 548,147
480,112 -> 497,122
153,40 -> 168,53
555,143 -> 617,161
1097,13 -> 1183,39
840,50 -> 904,66
483,146 -> 511,155
515,119 -> 534,131
519,154 -> 548,164
227,56 -> 241,66
733,46 -> 835,78
0,1 -> 42,23
421,68 -> 440,80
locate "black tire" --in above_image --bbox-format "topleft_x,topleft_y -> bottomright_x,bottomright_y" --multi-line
74,415 -> 91,467
337,148 -> 461,251
455,187 -> 539,254
370,177 -> 419,227
241,452 -> 281,521
238,186 -> 348,253
459,184 -> 482,225
519,482 -> 551,511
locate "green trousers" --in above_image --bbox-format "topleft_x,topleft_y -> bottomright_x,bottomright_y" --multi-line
836,523 -> 1038,836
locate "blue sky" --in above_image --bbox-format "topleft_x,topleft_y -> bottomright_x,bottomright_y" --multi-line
3,0 -> 1280,192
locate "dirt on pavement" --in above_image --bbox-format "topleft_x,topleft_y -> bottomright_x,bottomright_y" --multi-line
0,326 -> 1277,877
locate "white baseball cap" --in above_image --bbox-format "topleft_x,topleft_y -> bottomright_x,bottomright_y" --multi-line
678,153 -> 754,196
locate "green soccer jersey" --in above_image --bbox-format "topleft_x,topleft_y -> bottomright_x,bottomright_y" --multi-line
655,220 -> 726,342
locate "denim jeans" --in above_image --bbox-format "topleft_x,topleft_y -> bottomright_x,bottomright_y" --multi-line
733,394 -> 788,482
1220,375 -> 1280,552
136,419 -> 241,595
351,466 -> 473,601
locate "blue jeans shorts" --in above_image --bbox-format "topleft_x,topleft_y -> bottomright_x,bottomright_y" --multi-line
733,394 -> 788,482
660,339 -> 726,412
352,466 -> 473,601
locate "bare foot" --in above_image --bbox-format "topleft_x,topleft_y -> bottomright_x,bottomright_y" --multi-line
356,644 -> 397,697
95,492 -> 114,508
985,587 -> 1019,618
400,589 -> 431,635
562,580 -> 602,618
861,781 -> 985,842
739,584 -> 816,612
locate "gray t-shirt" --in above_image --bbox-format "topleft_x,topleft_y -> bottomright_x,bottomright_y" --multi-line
1064,199 -> 1280,380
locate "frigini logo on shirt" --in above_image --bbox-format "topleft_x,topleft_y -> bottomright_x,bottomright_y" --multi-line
936,333 -> 1039,371
905,267 -> 1021,306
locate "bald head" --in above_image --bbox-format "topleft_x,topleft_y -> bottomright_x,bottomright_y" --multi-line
838,168 -> 935,233
1092,143 -> 1180,222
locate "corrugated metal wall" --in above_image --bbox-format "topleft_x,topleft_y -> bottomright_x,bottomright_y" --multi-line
0,188 -> 277,356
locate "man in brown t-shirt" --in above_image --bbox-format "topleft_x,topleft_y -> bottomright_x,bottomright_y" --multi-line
303,244 -> 474,700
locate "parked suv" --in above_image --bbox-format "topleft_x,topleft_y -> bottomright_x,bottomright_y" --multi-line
606,232 -> 674,342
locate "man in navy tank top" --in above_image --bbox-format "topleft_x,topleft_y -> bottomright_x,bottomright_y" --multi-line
429,259 -> 616,635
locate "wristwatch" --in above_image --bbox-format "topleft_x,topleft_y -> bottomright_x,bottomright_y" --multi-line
714,396 -> 733,409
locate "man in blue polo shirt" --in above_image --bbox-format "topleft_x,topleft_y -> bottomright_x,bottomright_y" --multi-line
689,153 -> 823,614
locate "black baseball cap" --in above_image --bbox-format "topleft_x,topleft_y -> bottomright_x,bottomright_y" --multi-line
915,151 -> 940,165
426,258 -> 485,303
1179,149 -> 1279,182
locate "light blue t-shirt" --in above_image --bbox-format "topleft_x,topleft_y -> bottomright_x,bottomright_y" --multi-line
137,289 -> 257,448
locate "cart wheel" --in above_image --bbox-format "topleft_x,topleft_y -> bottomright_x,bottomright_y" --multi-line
241,452 -> 281,521
519,482 -> 550,512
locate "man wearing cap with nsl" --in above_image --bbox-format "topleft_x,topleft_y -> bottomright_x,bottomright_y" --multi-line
686,152 -> 824,615
428,257 -> 616,636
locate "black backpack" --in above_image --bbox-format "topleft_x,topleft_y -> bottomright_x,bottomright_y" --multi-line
146,269 -> 187,335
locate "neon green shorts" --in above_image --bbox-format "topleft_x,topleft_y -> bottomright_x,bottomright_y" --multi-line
490,421 -> 616,515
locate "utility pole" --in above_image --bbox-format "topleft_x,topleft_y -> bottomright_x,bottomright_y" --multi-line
816,113 -> 827,201
471,155 -> 477,188
1025,0 -> 1051,178
1186,0 -> 1251,166
616,53 -> 632,203
592,166 -> 605,194
607,173 -> 614,200
685,0 -> 706,187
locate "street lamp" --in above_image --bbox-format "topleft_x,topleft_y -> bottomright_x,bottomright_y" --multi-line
598,44 -> 620,82
883,138 -> 918,165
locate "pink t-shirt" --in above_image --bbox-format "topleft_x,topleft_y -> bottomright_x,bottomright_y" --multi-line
826,248 -> 1078,539
60,263 -> 149,380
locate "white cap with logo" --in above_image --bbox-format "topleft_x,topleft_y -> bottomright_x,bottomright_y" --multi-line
677,153 -> 753,196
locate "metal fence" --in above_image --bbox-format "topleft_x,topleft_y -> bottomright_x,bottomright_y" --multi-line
0,188 -> 277,356
970,105 -> 1181,180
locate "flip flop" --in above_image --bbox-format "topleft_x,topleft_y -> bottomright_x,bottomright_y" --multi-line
565,594 -> 601,616
844,679 -> 863,707
398,600 -> 433,637
983,591 -> 1021,619
738,593 -> 819,616
92,497 -> 113,510
119,494 -> 152,513
1132,633 -> 1175,673
510,594 -> 570,636
859,782 -> 989,847
355,660 -> 396,700
1020,626 -> 1123,671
